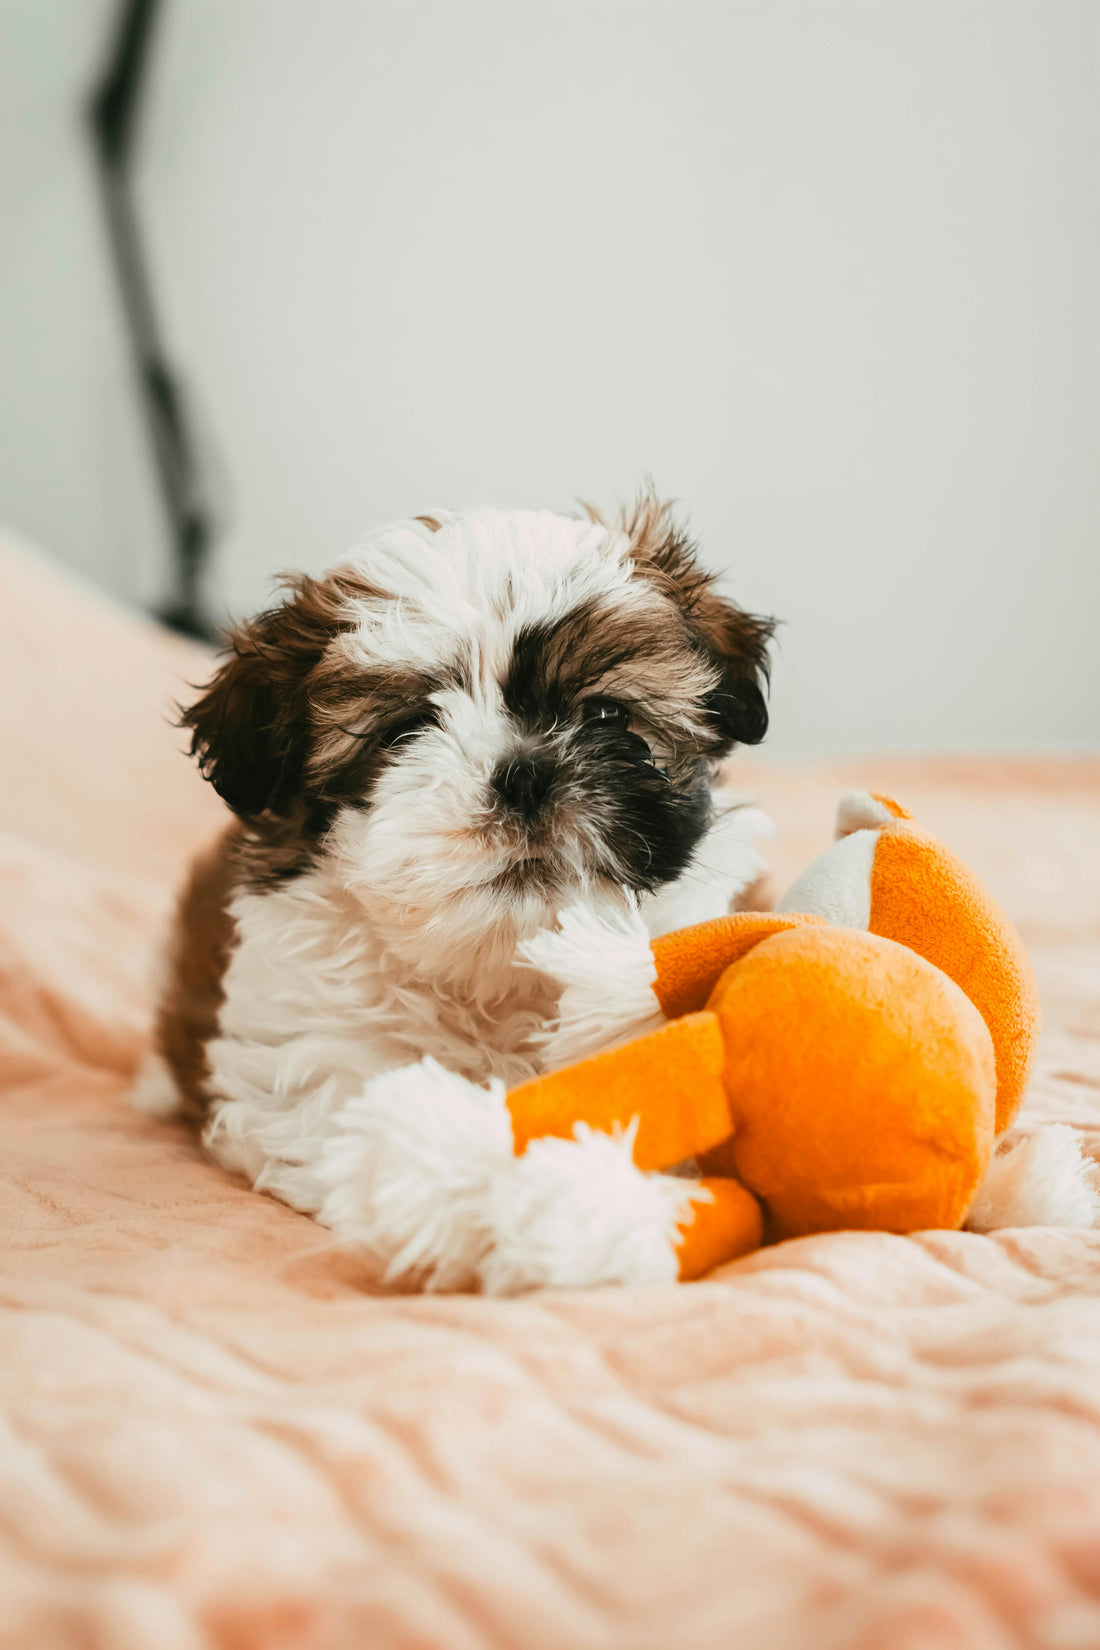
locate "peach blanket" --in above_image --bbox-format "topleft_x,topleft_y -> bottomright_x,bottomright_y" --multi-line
2,534 -> 1099,1650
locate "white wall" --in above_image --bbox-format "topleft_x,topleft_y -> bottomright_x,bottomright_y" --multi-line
0,0 -> 169,606
3,0 -> 1097,754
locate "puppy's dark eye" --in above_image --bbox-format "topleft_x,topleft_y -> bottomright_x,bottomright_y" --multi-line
581,697 -> 630,727
381,708 -> 436,747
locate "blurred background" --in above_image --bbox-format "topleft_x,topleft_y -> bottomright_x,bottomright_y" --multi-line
1,0 -> 1096,757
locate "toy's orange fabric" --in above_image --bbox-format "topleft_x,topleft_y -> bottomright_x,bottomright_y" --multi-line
863,792 -> 913,821
650,911 -> 824,1019
701,925 -> 997,1238
675,1178 -> 763,1281
506,1011 -> 732,1171
501,789 -> 1035,1283
866,816 -> 1040,1132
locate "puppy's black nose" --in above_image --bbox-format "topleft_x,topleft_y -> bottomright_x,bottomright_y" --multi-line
492,755 -> 556,820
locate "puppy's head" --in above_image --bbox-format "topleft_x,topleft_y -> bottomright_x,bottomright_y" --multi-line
183,495 -> 773,961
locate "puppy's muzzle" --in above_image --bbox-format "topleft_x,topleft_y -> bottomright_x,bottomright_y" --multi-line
491,754 -> 557,822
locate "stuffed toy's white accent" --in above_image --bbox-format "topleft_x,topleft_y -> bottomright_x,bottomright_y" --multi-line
966,1124 -> 1100,1233
479,1122 -> 702,1295
835,790 -> 897,836
776,828 -> 877,930
317,1059 -> 514,1291
316,1061 -> 706,1292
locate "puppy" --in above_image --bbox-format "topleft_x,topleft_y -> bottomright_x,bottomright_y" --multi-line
137,494 -> 775,1291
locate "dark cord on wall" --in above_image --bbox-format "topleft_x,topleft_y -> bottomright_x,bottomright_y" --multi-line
88,0 -> 221,642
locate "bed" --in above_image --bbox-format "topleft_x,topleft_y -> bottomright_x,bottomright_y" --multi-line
2,531 -> 1099,1650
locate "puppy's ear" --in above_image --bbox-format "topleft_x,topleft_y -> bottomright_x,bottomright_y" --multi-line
180,573 -> 350,818
182,639 -> 299,819
622,490 -> 775,748
692,590 -> 774,747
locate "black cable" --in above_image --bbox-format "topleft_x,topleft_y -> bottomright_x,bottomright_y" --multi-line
87,0 -> 221,641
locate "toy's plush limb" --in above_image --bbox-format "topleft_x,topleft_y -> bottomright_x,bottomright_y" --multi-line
775,792 -> 911,926
651,911 -> 824,1019
675,1177 -> 764,1280
508,1012 -> 733,1170
965,1124 -> 1100,1232
479,1153 -> 764,1293
867,819 -> 1040,1134
313,1058 -> 739,1293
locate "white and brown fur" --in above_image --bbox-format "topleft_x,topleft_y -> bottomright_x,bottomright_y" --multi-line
137,495 -> 779,1291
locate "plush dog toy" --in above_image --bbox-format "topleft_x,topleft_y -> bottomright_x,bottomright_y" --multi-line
503,791 -> 1046,1280
324,791 -> 1097,1292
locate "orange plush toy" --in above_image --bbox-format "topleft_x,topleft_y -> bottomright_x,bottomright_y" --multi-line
503,791 -> 1052,1283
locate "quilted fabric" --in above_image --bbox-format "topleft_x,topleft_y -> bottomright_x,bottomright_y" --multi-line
2,532 -> 1099,1650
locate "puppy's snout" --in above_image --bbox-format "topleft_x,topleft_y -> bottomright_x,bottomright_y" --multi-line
491,754 -> 556,821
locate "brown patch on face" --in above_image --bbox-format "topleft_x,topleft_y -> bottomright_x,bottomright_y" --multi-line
415,514 -> 444,532
499,580 -> 723,890
306,651 -> 444,781
502,591 -> 715,775
155,826 -> 242,1123
179,564 -> 440,888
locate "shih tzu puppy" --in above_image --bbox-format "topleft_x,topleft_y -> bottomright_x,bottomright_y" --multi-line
137,494 -> 776,1291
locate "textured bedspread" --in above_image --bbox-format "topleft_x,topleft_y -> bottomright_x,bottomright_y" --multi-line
2,534 -> 1099,1650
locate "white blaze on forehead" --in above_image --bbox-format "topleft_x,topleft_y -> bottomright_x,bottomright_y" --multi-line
335,508 -> 636,678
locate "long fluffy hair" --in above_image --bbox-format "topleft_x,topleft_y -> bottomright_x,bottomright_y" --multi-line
139,495 -> 776,1290
182,494 -> 772,918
